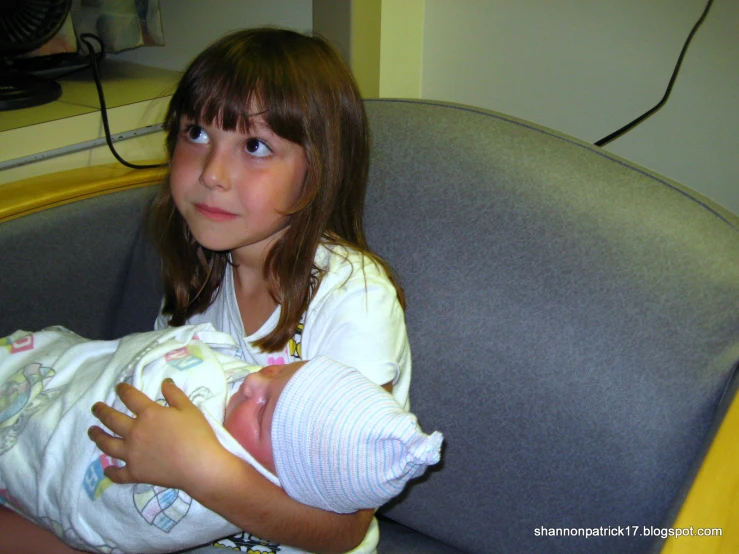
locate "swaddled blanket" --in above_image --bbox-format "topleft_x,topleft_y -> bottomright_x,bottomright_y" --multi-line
0,324 -> 279,553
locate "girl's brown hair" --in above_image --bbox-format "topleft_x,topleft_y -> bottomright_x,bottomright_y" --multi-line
150,27 -> 404,352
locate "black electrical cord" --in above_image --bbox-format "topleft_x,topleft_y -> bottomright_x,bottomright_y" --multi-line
79,33 -> 167,169
594,0 -> 714,147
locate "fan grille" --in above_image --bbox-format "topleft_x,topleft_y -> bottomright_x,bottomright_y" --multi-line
0,0 -> 72,55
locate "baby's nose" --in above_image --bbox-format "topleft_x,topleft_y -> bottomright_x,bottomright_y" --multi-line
239,377 -> 254,398
241,372 -> 266,398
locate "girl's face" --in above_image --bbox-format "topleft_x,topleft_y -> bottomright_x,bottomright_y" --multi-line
169,113 -> 307,265
223,361 -> 304,474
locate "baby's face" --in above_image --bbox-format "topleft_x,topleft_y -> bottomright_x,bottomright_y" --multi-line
223,361 -> 306,474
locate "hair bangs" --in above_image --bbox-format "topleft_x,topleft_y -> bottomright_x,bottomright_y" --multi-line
178,68 -> 264,135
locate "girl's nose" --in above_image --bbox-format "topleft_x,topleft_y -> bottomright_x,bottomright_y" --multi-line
199,148 -> 231,191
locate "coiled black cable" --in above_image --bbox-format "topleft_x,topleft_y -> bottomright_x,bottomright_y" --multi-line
79,33 -> 167,169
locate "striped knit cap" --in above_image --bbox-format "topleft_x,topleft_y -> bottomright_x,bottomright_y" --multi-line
271,356 -> 443,514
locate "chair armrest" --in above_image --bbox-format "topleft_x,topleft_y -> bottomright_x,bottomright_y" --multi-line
661,386 -> 739,552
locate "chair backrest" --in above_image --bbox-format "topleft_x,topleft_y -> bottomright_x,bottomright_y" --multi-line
363,99 -> 739,553
0,185 -> 160,339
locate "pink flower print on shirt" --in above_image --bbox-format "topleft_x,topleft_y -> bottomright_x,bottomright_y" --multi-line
266,356 -> 285,366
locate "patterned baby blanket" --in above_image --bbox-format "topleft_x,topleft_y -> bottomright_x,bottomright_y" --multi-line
0,324 -> 278,553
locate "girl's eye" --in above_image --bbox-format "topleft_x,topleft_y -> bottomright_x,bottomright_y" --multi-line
185,125 -> 209,144
245,138 -> 272,158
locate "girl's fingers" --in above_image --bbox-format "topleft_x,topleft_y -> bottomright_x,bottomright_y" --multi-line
87,425 -> 127,460
86,380 -> 204,489
102,464 -> 135,485
160,379 -> 192,409
115,381 -> 158,414
91,400 -> 134,437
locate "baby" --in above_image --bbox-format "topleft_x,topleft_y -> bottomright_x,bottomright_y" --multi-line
0,324 -> 442,553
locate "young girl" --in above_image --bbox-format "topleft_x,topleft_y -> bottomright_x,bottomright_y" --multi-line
0,28 -> 410,554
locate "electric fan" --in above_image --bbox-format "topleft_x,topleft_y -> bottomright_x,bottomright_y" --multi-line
0,0 -> 73,111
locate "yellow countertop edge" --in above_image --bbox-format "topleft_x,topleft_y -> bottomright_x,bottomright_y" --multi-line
0,162 -> 168,223
661,389 -> 739,553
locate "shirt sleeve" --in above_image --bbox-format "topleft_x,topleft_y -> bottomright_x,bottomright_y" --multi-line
301,260 -> 411,408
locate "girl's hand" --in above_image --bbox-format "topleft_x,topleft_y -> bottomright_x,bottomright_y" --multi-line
90,378 -> 374,553
88,380 -> 223,489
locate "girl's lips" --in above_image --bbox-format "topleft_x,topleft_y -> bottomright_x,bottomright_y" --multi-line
195,203 -> 238,221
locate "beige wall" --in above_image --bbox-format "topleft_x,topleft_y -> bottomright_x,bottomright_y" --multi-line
379,0 -> 424,98
329,0 -> 738,215
349,0 -> 382,98
314,0 -> 423,99
421,0 -> 739,215
115,0 -> 313,71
